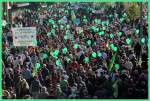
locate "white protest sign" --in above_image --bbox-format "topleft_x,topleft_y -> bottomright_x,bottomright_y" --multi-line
39,15 -> 46,19
2,20 -> 7,26
76,27 -> 83,34
62,16 -> 68,24
12,27 -> 37,46
92,9 -> 104,14
39,15 -> 46,25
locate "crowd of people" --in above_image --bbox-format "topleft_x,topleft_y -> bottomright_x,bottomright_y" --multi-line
2,3 -> 148,99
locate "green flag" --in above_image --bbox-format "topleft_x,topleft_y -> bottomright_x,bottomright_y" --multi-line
109,52 -> 117,71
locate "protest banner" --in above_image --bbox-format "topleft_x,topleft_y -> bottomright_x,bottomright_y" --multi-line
16,3 -> 30,7
12,27 -> 37,46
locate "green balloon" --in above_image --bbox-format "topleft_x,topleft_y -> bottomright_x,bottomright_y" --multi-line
92,52 -> 97,58
87,40 -> 91,45
113,47 -> 117,52
58,20 -> 62,24
4,12 -> 7,16
141,38 -> 145,44
109,33 -> 113,38
118,32 -> 122,37
96,28 -> 99,32
51,50 -> 59,59
74,44 -> 78,49
106,20 -> 109,26
54,50 -> 59,55
62,48 -> 68,54
115,13 -> 118,17
35,63 -> 41,69
53,25 -> 56,28
110,43 -> 114,49
51,29 -> 55,34
102,21 -> 105,26
123,13 -> 127,17
64,35 -> 68,40
56,60 -> 61,67
47,32 -> 51,37
60,25 -> 64,29
103,27 -> 106,30
66,25 -> 70,29
49,19 -> 54,24
97,51 -> 102,57
126,38 -> 131,45
136,29 -> 139,34
109,14 -> 112,18
98,31 -> 104,36
97,19 -> 101,25
120,18 -> 124,22
43,53 -> 48,59
84,57 -> 89,63
83,18 -> 88,23
66,57 -> 71,63
115,64 -> 120,70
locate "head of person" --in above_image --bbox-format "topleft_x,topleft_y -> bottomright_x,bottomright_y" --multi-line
43,64 -> 47,68
41,86 -> 48,93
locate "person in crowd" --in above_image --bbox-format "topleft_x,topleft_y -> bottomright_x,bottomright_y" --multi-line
30,76 -> 42,98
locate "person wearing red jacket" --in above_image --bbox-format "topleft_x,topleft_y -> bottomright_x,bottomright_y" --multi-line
68,58 -> 79,72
